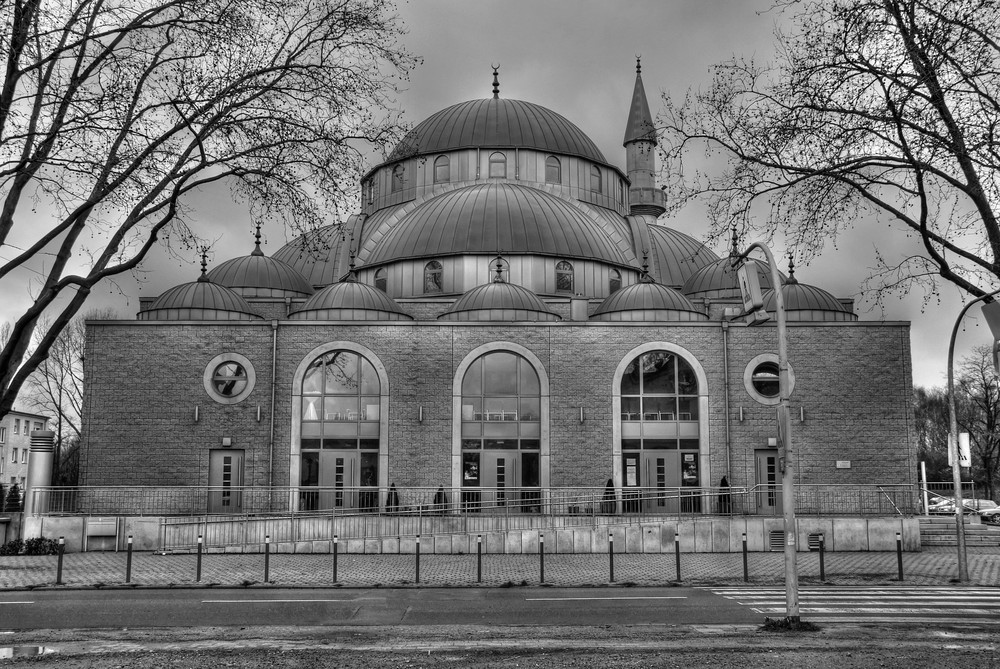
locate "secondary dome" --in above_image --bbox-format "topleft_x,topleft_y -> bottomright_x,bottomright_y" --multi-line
364,183 -> 632,267
272,215 -> 362,288
138,275 -> 262,321
591,281 -> 708,322
289,280 -> 412,321
438,280 -> 560,322
207,237 -> 313,298
681,257 -> 781,301
386,98 -> 608,164
647,225 -> 720,288
761,274 -> 857,322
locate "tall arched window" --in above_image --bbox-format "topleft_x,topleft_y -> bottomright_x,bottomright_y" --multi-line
423,260 -> 443,293
300,350 -> 381,511
590,165 -> 602,193
489,152 -> 507,178
374,268 -> 387,293
609,269 -> 622,294
619,351 -> 700,513
434,155 -> 450,183
391,164 -> 405,193
555,260 -> 574,293
460,351 -> 541,510
545,156 -> 561,184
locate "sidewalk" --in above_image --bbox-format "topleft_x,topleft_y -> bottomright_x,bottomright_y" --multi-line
2,546 -> 999,589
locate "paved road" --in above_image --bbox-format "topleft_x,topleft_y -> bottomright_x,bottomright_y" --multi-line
709,585 -> 1000,625
0,587 -> 760,629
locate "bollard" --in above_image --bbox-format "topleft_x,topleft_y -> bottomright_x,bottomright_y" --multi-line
333,535 -> 338,583
818,533 -> 825,582
264,535 -> 271,584
609,532 -> 615,583
477,534 -> 482,583
126,535 -> 133,584
673,533 -> 681,582
539,532 -> 545,584
196,534 -> 203,583
56,536 -> 65,585
742,532 -> 748,582
415,535 -> 421,584
896,531 -> 904,581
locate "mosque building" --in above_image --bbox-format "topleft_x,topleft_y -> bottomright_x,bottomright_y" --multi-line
79,64 -> 917,520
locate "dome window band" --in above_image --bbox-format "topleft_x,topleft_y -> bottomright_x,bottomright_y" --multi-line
555,261 -> 574,293
424,260 -> 444,293
545,155 -> 561,184
203,353 -> 256,404
434,155 -> 450,183
489,152 -> 506,178
391,164 -> 405,193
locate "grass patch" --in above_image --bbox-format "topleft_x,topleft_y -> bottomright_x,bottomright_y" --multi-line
759,617 -> 821,632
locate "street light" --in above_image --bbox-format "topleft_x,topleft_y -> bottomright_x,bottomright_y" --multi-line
733,241 -> 799,623
947,289 -> 1000,582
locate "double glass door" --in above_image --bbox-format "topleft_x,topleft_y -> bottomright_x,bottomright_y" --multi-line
300,450 -> 378,511
621,451 -> 700,513
462,450 -> 540,512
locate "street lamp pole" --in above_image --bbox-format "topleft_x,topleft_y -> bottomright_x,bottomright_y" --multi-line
734,241 -> 798,622
945,289 -> 1000,582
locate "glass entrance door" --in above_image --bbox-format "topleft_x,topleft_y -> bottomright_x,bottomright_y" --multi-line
300,450 -> 378,511
208,449 -> 244,514
755,449 -> 782,514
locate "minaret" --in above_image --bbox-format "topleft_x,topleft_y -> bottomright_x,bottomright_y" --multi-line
623,58 -> 666,217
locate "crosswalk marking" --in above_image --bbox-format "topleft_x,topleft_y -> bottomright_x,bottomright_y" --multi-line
707,586 -> 1000,624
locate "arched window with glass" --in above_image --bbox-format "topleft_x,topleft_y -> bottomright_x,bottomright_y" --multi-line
423,260 -> 443,293
609,269 -> 622,294
391,164 -> 405,193
555,260 -> 574,293
299,350 -> 381,511
489,151 -> 507,178
460,351 -> 542,512
590,165 -> 603,193
545,156 -> 561,184
374,268 -> 387,293
619,351 -> 700,513
434,155 -> 450,183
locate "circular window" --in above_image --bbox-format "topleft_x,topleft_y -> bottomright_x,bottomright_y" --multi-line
743,354 -> 793,406
204,353 -> 255,404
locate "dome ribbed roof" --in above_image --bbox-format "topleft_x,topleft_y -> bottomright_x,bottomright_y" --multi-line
386,98 -> 608,165
364,183 -> 632,267
647,226 -> 720,288
761,279 -> 857,322
207,243 -> 314,298
438,281 -> 560,322
289,281 -> 412,321
138,279 -> 262,321
681,257 -> 781,300
591,282 -> 708,322
271,217 -> 361,288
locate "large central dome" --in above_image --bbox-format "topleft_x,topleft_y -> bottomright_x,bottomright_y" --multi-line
387,98 -> 608,164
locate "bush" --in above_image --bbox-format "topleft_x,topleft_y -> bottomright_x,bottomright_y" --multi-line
0,539 -> 23,556
0,537 -> 61,556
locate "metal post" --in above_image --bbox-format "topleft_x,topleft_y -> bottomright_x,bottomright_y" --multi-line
818,533 -> 825,582
609,532 -> 615,583
539,532 -> 545,584
415,535 -> 421,584
674,533 -> 681,582
264,535 -> 270,583
477,534 -> 482,583
196,534 -> 203,583
56,536 -> 65,585
896,532 -> 904,581
742,532 -> 748,582
126,535 -> 133,584
333,535 -> 338,583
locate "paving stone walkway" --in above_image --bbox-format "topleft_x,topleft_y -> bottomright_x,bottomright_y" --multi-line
1,546 -> 998,589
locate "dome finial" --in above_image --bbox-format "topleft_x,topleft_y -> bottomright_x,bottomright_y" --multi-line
786,252 -> 798,284
640,249 -> 654,283
636,55 -> 641,75
491,64 -> 500,99
492,251 -> 506,283
198,246 -> 210,282
347,246 -> 357,282
251,222 -> 264,256
729,226 -> 740,258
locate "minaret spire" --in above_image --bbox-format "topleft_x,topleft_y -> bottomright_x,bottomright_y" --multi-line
623,58 -> 666,217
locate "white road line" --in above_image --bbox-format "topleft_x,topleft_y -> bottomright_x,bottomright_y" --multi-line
751,607 -> 1000,615
524,596 -> 687,601
201,599 -> 352,604
0,602 -> 33,605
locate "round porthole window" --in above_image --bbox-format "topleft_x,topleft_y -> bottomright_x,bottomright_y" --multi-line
743,354 -> 793,406
204,353 -> 255,404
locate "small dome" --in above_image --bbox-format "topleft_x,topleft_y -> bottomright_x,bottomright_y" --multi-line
138,278 -> 262,321
591,282 -> 708,322
386,98 -> 608,165
438,281 -> 560,321
681,257 -> 781,300
762,277 -> 857,322
207,239 -> 314,298
364,183 -> 632,267
272,216 -> 362,288
647,225 -> 720,288
289,280 -> 412,321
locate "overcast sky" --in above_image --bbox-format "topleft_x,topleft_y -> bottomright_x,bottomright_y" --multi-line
3,0 -> 987,390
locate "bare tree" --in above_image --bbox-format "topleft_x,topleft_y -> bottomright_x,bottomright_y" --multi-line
955,345 -> 1000,500
0,0 -> 416,421
913,385 -> 950,481
660,0 -> 1000,306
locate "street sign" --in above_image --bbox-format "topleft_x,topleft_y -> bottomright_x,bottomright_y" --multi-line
735,260 -> 770,326
981,301 -> 1000,374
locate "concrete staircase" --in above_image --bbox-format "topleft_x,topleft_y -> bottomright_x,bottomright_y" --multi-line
919,516 -> 1000,547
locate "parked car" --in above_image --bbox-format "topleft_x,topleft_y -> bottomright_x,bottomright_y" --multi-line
973,500 -> 1000,523
927,497 -> 995,515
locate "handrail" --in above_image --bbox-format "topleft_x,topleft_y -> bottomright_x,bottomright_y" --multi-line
877,486 -> 903,516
